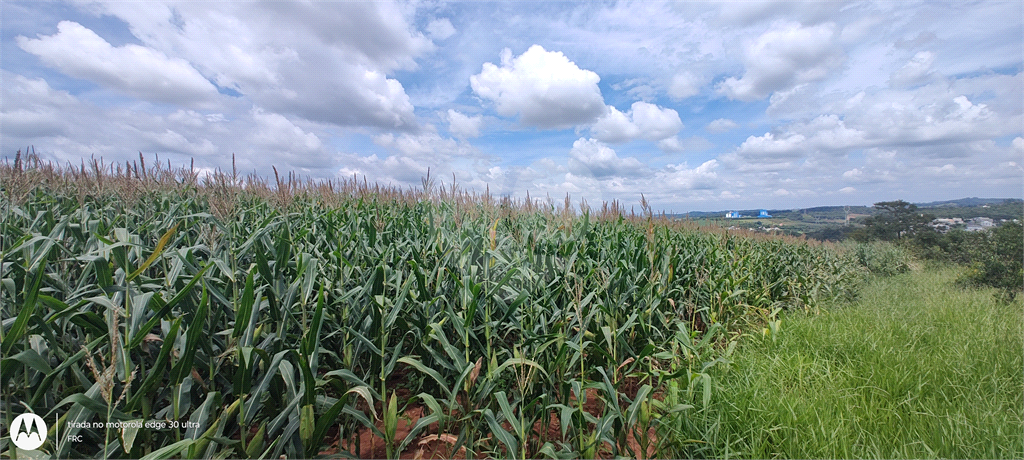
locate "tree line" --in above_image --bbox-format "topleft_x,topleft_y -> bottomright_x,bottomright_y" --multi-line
854,200 -> 1022,298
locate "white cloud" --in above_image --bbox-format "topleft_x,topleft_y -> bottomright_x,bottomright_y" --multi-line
470,45 -> 606,129
718,22 -> 844,101
446,110 -> 483,138
803,114 -> 865,150
715,1 -> 844,27
338,153 -> 430,185
142,129 -> 217,157
842,168 -> 863,179
0,73 -> 77,138
427,18 -> 456,40
16,21 -> 218,107
568,138 -> 648,178
88,2 -> 428,130
590,102 -> 682,145
705,118 -> 738,133
655,160 -> 719,190
668,72 -> 701,100
350,131 -> 483,186
631,102 -> 683,140
734,115 -> 867,166
590,106 -> 640,143
250,107 -> 323,154
928,164 -> 956,174
4,2 -> 1021,212
889,51 -> 937,88
657,136 -> 684,152
736,132 -> 807,157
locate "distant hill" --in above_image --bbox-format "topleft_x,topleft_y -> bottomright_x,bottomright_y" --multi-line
672,198 -> 1022,221
915,197 -> 1017,208
916,198 -> 1022,220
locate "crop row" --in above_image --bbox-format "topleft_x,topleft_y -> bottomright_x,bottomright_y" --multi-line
1,158 -> 862,458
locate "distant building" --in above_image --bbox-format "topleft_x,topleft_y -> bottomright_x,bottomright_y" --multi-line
963,217 -> 995,232
759,209 -> 772,218
929,217 -> 964,233
725,211 -> 742,218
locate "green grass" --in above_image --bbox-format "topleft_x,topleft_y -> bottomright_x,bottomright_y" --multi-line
665,266 -> 1024,459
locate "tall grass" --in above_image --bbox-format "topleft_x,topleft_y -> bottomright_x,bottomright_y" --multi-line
667,266 -> 1023,459
2,153 -> 861,458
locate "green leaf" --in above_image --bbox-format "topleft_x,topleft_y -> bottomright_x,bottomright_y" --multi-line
233,270 -> 255,339
126,317 -> 181,410
127,262 -> 211,350
306,396 -> 348,458
140,439 -> 195,460
2,261 -> 47,355
483,408 -> 518,458
624,384 -> 653,427
397,356 -> 452,399
169,283 -> 209,385
495,391 -> 521,437
299,403 -> 315,445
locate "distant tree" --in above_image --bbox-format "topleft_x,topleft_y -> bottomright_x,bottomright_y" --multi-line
863,200 -> 935,241
808,225 -> 856,242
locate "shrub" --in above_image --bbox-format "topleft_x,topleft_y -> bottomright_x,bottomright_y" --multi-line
957,221 -> 1023,298
846,241 -> 911,276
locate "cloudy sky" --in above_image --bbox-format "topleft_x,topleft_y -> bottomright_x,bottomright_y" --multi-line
3,1 -> 1022,212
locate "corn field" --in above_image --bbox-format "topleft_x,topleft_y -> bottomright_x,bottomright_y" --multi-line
1,153 -> 862,459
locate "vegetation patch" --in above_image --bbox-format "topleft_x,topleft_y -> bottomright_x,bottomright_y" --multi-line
1,155 -> 860,459
667,267 -> 1024,459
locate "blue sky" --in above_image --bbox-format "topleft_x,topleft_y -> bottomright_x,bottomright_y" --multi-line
2,1 -> 1022,212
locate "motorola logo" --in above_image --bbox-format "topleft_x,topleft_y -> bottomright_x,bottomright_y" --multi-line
10,413 -> 47,451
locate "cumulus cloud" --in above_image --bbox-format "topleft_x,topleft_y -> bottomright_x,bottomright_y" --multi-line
590,106 -> 639,143
1,70 -> 221,161
657,136 -> 684,152
141,129 -> 217,157
4,2 -> 1021,211
346,131 -> 483,186
88,2 -> 428,130
250,107 -> 323,154
567,138 -> 648,178
470,45 -> 606,129
866,94 -> 1001,147
718,22 -> 845,101
446,110 -> 483,138
668,72 -> 701,100
426,18 -> 456,40
706,118 -> 738,133
736,132 -> 807,157
16,21 -> 218,107
0,73 -> 78,138
734,115 -> 866,164
590,102 -> 682,145
655,160 -> 719,190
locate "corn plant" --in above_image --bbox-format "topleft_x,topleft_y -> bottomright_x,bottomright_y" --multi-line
1,154 -> 861,458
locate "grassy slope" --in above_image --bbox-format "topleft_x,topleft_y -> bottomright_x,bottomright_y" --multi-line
668,266 -> 1023,459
